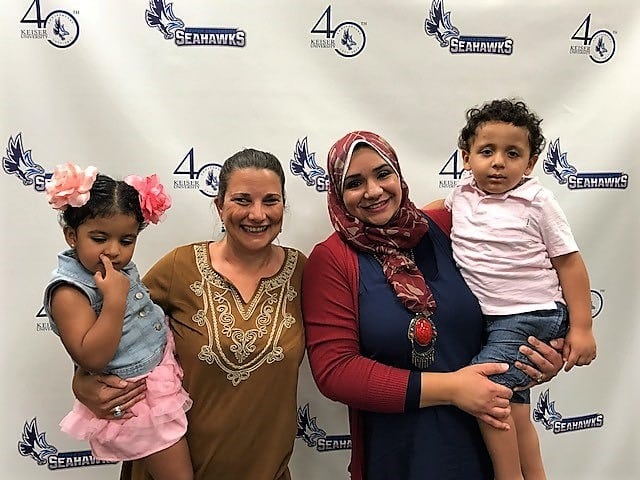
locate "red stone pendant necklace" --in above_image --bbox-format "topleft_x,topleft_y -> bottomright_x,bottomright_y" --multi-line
407,312 -> 437,369
374,249 -> 437,369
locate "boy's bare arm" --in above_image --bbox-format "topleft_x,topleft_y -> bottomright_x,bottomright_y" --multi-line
551,252 -> 596,371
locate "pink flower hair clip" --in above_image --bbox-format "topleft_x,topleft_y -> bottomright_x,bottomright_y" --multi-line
45,162 -> 99,210
124,174 -> 172,224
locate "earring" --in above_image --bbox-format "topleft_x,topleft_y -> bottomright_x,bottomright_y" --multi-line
221,223 -> 226,233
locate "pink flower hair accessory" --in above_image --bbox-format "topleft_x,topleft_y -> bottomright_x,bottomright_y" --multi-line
45,162 -> 99,210
124,174 -> 172,224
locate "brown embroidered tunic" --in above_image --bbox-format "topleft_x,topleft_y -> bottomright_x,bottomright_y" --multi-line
120,242 -> 306,480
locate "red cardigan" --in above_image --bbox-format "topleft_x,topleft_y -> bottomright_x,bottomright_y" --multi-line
302,209 -> 451,480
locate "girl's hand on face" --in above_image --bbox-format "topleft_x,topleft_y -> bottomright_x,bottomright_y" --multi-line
451,363 -> 512,430
94,255 -> 130,299
514,336 -> 565,390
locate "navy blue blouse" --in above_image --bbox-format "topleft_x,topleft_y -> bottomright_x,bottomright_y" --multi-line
358,218 -> 493,480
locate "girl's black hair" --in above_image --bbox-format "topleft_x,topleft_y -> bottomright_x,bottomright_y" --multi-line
458,98 -> 546,156
61,174 -> 146,230
217,148 -> 286,204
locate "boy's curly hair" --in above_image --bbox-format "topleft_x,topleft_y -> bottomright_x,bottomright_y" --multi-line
458,99 -> 545,156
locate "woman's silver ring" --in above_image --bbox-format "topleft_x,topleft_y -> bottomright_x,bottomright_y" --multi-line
113,405 -> 124,418
536,374 -> 544,384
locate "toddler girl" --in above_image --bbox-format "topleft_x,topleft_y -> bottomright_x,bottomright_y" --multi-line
43,163 -> 193,480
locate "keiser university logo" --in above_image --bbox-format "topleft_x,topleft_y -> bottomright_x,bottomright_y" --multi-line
569,14 -> 616,64
425,0 -> 513,55
19,0 -> 80,48
533,390 -> 604,435
437,150 -> 465,189
172,148 -> 222,197
290,137 -> 329,192
543,138 -> 628,190
145,0 -> 246,47
34,305 -> 53,332
18,418 -> 115,470
310,5 -> 367,58
296,404 -> 351,452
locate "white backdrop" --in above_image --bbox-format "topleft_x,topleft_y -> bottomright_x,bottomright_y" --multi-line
2,0 -> 638,478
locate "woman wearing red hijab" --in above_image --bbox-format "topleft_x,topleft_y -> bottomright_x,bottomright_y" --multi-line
302,131 -> 564,480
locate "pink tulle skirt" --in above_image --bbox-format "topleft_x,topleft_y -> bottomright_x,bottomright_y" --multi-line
60,328 -> 192,461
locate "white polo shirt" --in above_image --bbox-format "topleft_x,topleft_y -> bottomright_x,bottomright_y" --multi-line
444,176 -> 578,315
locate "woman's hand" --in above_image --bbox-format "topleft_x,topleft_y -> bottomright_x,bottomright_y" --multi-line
72,368 -> 146,420
448,363 -> 513,430
514,336 -> 565,390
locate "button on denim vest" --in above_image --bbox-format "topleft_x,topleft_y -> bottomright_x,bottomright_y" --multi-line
44,250 -> 167,378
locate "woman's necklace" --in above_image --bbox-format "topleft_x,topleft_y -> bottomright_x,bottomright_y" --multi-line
407,312 -> 437,369
373,249 -> 438,370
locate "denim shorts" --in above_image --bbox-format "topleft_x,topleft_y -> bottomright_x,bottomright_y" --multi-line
471,302 -> 568,404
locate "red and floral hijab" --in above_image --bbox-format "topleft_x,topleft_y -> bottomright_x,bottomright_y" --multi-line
327,130 -> 435,314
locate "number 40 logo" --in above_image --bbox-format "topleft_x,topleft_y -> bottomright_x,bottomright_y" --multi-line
173,148 -> 223,198
20,0 -> 80,48
310,5 -> 366,57
569,14 -> 616,64
439,150 -> 465,177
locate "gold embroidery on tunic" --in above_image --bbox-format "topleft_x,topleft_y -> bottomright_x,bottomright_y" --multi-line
189,244 -> 298,386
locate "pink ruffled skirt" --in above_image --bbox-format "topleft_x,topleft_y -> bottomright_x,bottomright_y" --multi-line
60,328 -> 193,461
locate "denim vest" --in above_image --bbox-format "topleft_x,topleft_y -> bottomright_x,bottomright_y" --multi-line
44,250 -> 166,378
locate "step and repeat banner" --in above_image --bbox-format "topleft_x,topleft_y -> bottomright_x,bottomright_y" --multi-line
1,1 -> 638,478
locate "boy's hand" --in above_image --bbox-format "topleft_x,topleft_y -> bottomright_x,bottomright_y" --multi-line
563,327 -> 596,372
94,255 -> 130,299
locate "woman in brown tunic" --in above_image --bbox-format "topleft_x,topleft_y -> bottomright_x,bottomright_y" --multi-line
73,149 -> 306,480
